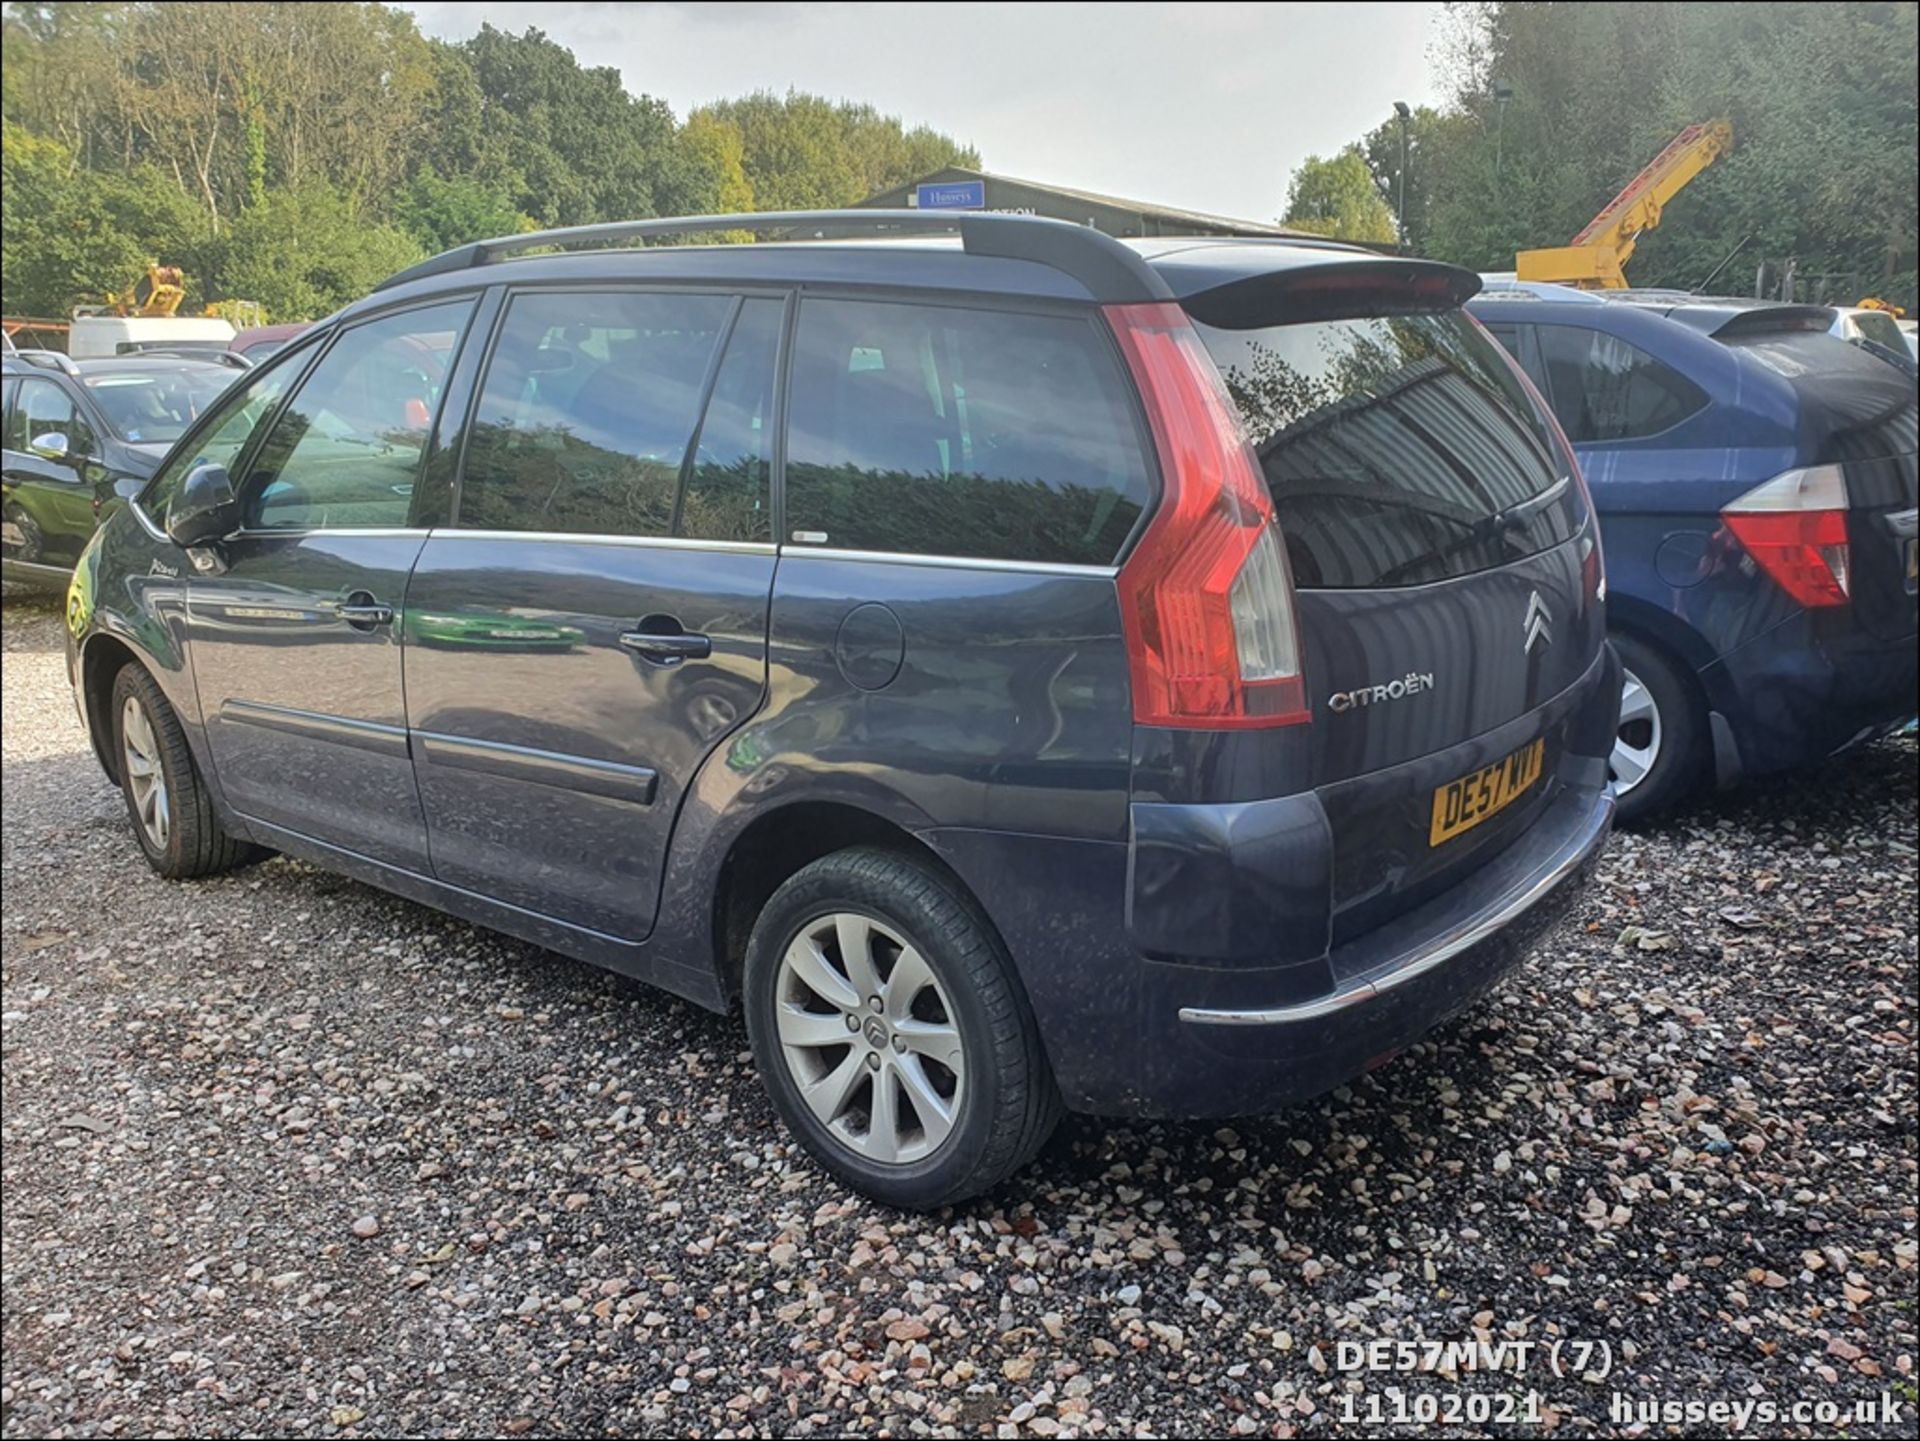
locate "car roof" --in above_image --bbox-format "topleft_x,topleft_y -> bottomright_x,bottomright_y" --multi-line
351,217 -> 1472,321
232,322 -> 311,343
1468,283 -> 1835,337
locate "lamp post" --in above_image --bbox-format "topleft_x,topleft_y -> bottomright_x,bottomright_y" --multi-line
1493,81 -> 1513,174
1393,101 -> 1411,246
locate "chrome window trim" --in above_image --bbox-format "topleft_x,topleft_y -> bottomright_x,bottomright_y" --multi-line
130,501 -> 170,542
229,527 -> 431,541
152,529 -> 1120,572
441,529 -> 777,555
780,545 -> 1118,579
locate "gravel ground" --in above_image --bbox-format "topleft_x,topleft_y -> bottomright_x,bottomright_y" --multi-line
3,589 -> 1915,1439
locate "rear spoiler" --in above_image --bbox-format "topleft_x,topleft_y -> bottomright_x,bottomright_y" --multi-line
1179,259 -> 1482,329
1663,304 -> 1836,339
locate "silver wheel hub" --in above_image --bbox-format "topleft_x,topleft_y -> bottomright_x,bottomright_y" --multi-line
774,911 -> 964,1167
1609,666 -> 1664,798
121,695 -> 171,851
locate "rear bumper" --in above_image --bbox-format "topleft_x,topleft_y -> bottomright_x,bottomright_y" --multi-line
1149,779 -> 1610,1117
928,775 -> 1613,1119
1704,611 -> 1919,779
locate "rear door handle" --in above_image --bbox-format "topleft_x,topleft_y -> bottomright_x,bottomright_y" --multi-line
619,630 -> 711,664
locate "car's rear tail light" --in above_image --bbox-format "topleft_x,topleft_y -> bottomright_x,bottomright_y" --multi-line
1105,302 -> 1307,728
1721,464 -> 1851,608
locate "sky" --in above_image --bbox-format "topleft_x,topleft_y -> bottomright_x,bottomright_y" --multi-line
399,1 -> 1449,223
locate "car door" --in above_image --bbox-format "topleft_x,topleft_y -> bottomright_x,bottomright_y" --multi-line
2,375 -> 101,573
402,287 -> 782,939
184,298 -> 478,872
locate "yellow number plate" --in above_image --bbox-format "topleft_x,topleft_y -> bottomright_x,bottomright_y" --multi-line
1430,738 -> 1546,846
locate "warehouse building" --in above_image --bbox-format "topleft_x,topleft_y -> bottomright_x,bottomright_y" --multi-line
856,166 -> 1311,240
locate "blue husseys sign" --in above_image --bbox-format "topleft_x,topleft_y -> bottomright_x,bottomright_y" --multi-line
915,180 -> 986,210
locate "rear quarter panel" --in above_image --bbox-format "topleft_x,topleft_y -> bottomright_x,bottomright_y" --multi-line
650,552 -> 1134,995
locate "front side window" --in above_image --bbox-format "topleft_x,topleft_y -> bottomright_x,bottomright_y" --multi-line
1535,324 -> 1708,443
457,290 -> 744,538
245,301 -> 473,531
141,359 -> 302,520
1198,309 -> 1576,589
11,378 -> 93,459
784,299 -> 1151,565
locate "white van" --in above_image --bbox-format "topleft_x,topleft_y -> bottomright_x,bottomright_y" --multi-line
67,312 -> 236,360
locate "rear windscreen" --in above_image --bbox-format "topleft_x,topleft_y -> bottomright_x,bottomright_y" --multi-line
1849,310 -> 1909,355
1194,310 -> 1580,589
1722,329 -> 1918,461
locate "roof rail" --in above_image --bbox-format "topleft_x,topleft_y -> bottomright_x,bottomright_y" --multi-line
374,209 -> 1175,305
6,348 -> 81,376
1472,276 -> 1604,305
121,346 -> 254,369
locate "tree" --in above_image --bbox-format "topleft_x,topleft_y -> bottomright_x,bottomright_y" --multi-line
203,182 -> 420,320
678,112 -> 755,216
2,118 -> 203,316
1282,148 -> 1398,243
418,25 -> 695,228
696,91 -> 860,211
395,168 -> 531,254
694,90 -> 978,211
1,2 -> 129,165
1349,2 -> 1919,306
1,8 -> 988,319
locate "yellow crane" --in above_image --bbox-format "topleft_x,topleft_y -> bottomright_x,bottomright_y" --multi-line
1517,121 -> 1732,289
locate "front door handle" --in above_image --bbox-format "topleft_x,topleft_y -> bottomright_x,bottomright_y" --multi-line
619,629 -> 711,664
337,592 -> 394,630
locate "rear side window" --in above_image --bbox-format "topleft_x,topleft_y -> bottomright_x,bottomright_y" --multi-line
1196,310 -> 1576,589
457,290 -> 775,541
784,299 -> 1150,565
1536,324 -> 1708,442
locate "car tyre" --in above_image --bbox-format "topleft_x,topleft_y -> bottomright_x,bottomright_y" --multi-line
1607,631 -> 1702,824
111,663 -> 266,879
744,846 -> 1061,1209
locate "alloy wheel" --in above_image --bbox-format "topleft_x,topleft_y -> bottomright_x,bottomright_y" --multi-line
1609,666 -> 1664,798
121,694 -> 171,851
773,911 -> 964,1166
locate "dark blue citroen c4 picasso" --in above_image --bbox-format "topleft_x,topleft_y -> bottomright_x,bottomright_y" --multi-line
66,213 -> 1618,1207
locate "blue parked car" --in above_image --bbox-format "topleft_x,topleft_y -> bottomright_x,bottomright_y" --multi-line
1471,283 -> 1917,820
65,213 -> 1620,1206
